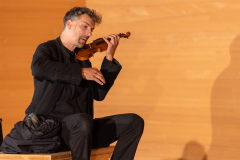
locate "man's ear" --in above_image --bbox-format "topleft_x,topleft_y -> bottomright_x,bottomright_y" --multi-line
66,20 -> 73,29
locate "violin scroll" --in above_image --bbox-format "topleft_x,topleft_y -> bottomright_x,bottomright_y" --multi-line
119,32 -> 131,39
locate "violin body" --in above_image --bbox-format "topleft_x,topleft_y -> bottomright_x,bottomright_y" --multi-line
75,32 -> 131,61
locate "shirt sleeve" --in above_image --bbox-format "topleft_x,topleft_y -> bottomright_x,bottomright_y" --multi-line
31,43 -> 83,85
91,56 -> 122,101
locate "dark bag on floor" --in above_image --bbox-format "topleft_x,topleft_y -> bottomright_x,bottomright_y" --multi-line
1,114 -> 61,154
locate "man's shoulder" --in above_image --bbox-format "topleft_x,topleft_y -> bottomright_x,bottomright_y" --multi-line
38,37 -> 59,48
33,38 -> 60,56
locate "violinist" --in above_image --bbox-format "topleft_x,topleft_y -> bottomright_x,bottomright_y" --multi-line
24,6 -> 144,160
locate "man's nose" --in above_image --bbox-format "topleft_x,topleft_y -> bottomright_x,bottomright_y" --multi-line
87,30 -> 92,37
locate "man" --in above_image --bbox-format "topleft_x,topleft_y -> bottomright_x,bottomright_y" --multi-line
25,7 -> 144,160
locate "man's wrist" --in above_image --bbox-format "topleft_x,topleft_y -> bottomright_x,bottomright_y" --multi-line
106,55 -> 113,62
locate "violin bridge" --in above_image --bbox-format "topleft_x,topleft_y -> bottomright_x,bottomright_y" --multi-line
97,48 -> 102,52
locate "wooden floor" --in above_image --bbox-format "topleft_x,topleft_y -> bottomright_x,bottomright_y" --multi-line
1,0 -> 240,160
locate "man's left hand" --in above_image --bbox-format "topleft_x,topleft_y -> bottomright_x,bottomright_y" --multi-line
103,34 -> 120,62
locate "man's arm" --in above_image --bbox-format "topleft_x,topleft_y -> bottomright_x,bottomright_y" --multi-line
92,57 -> 122,101
85,34 -> 122,101
81,34 -> 120,85
31,43 -> 83,85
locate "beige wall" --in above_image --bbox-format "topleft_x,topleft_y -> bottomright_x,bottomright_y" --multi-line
87,0 -> 240,160
1,0 -> 240,160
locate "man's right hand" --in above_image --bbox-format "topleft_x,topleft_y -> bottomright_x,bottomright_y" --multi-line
81,68 -> 106,85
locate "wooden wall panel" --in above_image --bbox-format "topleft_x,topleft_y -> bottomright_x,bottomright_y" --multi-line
0,0 -> 85,138
86,0 -> 240,160
1,0 -> 240,160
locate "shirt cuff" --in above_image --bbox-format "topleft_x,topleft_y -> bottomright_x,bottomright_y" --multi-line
101,56 -> 122,72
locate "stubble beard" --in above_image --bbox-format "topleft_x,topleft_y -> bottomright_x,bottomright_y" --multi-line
77,39 -> 86,49
77,36 -> 89,49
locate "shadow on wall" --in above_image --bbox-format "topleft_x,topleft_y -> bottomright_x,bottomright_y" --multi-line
206,35 -> 240,160
177,141 -> 208,160
163,141 -> 207,160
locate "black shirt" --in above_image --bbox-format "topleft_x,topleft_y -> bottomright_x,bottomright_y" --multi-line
25,37 -> 122,120
49,41 -> 85,120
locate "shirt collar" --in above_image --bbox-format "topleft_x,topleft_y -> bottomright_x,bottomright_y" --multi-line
56,37 -> 75,59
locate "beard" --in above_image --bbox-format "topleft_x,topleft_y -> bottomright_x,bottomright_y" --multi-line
77,41 -> 85,48
77,36 -> 89,48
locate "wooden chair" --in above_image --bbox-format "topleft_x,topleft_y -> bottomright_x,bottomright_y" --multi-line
0,146 -> 114,160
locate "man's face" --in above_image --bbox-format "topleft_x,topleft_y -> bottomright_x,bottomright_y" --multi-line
71,14 -> 95,48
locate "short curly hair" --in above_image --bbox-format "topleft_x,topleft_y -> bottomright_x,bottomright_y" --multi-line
63,7 -> 102,29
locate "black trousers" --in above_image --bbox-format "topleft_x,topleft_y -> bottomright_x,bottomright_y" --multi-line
59,113 -> 144,160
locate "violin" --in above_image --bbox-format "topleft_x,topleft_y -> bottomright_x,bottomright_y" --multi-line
75,32 -> 131,61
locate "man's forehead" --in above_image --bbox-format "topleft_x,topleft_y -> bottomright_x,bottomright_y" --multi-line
78,14 -> 95,27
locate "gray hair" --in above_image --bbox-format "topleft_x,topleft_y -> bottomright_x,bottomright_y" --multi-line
63,7 -> 102,29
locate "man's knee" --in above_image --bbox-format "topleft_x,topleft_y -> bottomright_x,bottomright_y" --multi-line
121,113 -> 144,134
129,113 -> 144,132
62,113 -> 93,134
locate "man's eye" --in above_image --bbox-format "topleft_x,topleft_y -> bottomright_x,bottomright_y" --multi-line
83,26 -> 87,29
